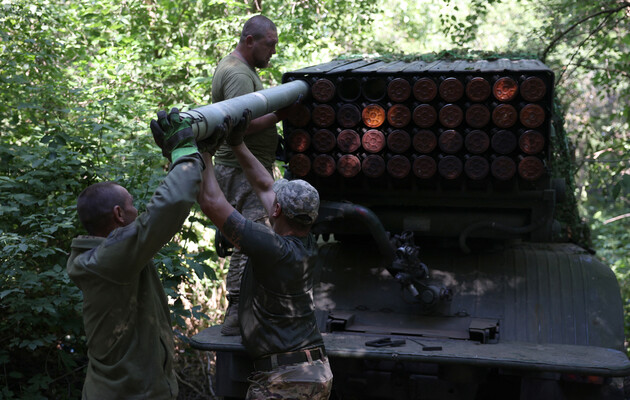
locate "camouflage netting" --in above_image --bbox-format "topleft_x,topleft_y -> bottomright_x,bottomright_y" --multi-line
549,100 -> 592,248
337,50 -> 540,63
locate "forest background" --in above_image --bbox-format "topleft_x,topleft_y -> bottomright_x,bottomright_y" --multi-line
1,0 -> 629,398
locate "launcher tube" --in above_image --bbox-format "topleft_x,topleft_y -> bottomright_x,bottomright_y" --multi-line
181,79 -> 310,141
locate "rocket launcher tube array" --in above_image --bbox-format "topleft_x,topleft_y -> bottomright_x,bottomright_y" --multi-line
181,79 -> 310,141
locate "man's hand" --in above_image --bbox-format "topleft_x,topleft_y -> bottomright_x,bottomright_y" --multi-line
150,108 -> 198,163
197,116 -> 230,155
226,109 -> 252,147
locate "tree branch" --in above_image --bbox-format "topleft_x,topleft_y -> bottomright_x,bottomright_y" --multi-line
581,158 -> 630,163
541,2 -> 630,62
572,62 -> 630,80
556,12 -> 614,86
175,369 -> 207,397
604,213 -> 630,225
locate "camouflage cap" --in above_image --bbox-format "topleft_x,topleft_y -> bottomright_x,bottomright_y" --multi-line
272,179 -> 320,225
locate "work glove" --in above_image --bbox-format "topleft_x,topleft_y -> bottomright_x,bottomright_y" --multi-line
197,116 -> 230,155
150,108 -> 198,163
226,109 -> 252,147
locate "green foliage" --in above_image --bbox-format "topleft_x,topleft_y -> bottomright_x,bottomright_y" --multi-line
2,2 -> 93,397
533,0 -> 630,352
440,0 -> 499,46
0,0 -> 221,397
0,131 -> 88,398
2,0 -> 629,397
548,101 -> 592,247
0,0 -> 382,397
590,208 -> 630,345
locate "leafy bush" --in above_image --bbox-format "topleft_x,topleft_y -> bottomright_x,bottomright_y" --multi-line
3,0 -> 628,398
0,0 -> 382,397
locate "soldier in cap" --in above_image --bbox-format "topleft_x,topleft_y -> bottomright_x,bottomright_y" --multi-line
197,113 -> 333,399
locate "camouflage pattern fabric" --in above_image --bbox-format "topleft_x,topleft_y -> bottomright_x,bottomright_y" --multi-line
215,164 -> 270,295
246,358 -> 333,400
272,179 -> 320,225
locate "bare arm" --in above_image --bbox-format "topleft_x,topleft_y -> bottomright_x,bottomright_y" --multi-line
230,143 -> 276,216
197,152 -> 237,236
244,113 -> 279,136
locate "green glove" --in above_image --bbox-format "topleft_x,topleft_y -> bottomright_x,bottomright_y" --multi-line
226,109 -> 252,147
150,108 -> 198,163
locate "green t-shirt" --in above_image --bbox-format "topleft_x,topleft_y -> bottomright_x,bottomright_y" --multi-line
212,54 -> 278,169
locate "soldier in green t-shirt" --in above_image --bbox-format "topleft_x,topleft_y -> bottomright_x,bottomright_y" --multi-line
211,15 -> 292,335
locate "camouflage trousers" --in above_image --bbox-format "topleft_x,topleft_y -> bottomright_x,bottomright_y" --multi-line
215,164 -> 271,296
246,358 -> 333,400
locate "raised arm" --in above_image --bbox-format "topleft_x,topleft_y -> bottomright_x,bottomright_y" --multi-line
243,113 -> 278,136
224,110 -> 276,216
243,104 -> 291,136
231,143 -> 276,217
197,152 -> 236,234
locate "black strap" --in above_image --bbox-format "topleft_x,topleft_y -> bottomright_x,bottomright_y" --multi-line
163,129 -> 194,152
253,347 -> 326,371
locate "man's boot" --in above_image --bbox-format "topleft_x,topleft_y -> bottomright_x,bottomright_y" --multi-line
220,294 -> 240,336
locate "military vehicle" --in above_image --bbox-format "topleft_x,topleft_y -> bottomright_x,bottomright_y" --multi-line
190,58 -> 630,399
